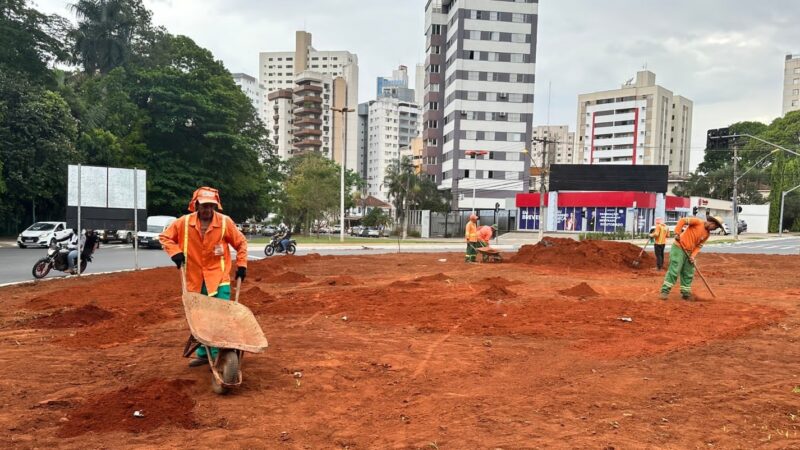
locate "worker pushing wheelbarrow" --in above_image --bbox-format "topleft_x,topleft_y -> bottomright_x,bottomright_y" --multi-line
160,187 -> 268,394
475,224 -> 502,263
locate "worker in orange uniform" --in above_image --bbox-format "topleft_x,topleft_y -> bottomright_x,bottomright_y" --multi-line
477,224 -> 497,247
649,217 -> 669,270
160,187 -> 249,367
464,214 -> 479,262
659,215 -> 722,301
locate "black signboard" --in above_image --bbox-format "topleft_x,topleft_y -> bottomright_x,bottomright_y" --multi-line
549,164 -> 669,193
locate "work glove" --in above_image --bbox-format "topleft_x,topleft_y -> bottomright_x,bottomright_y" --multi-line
236,267 -> 247,282
171,253 -> 185,268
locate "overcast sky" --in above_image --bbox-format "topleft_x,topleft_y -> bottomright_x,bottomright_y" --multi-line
35,0 -> 800,170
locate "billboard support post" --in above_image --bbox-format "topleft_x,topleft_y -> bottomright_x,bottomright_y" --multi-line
133,167 -> 139,270
77,164 -> 82,277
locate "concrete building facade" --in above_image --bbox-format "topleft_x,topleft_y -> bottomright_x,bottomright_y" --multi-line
232,73 -> 267,123
576,70 -> 693,177
423,0 -> 538,211
784,54 -> 800,116
259,31 -> 359,169
364,97 -> 422,201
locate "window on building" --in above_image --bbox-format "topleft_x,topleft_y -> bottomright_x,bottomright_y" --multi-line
487,171 -> 494,179
466,50 -> 476,60
489,11 -> 498,20
795,78 -> 800,85
510,54 -> 524,63
465,131 -> 477,140
486,92 -> 497,101
467,91 -> 479,100
470,10 -> 481,19
468,30 -> 481,40
511,33 -> 526,43
794,89 -> 800,95
487,52 -> 499,61
432,45 -> 441,54
793,100 -> 799,107
467,71 -> 479,81
795,67 -> 800,74
491,32 -> 500,41
431,24 -> 442,35
429,64 -> 440,73
509,93 -> 524,103
512,13 -> 525,23
485,131 -> 495,141
508,133 -> 523,142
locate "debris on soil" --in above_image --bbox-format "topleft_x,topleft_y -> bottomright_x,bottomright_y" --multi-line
480,276 -> 523,286
414,273 -> 453,282
57,379 -> 196,437
480,284 -> 518,300
317,275 -> 360,286
510,237 -> 652,270
558,282 -> 600,298
618,317 -> 633,323
26,304 -> 114,329
263,271 -> 312,284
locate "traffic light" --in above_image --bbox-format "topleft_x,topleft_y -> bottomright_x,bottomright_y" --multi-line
692,206 -> 699,215
706,128 -> 730,150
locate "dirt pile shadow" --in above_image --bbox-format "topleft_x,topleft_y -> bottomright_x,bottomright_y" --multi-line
57,379 -> 197,437
510,237 -> 651,270
25,304 -> 114,328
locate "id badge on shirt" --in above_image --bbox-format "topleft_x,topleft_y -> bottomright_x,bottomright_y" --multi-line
214,243 -> 224,256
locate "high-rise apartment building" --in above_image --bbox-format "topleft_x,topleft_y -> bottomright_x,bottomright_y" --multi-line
364,97 -> 421,201
423,0 -> 538,211
377,65 -> 415,102
259,31 -> 359,169
576,70 -> 693,177
232,73 -> 267,123
529,125 -> 575,190
783,54 -> 800,116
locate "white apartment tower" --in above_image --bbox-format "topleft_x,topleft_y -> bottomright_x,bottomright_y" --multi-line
260,31 -> 359,168
365,98 -> 422,201
576,70 -> 693,177
423,0 -> 538,211
784,54 -> 800,116
232,73 -> 267,123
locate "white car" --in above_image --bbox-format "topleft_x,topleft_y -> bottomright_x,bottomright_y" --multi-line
17,221 -> 68,248
135,216 -> 177,249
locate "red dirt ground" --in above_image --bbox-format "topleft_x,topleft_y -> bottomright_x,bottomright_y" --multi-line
559,282 -> 600,298
1,244 -> 799,448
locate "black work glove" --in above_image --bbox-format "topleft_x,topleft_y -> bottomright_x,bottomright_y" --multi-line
236,267 -> 246,281
171,253 -> 185,268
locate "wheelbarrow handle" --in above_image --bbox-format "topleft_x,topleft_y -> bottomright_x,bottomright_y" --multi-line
180,266 -> 187,295
234,277 -> 241,303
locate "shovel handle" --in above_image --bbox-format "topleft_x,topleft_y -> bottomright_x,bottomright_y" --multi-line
234,277 -> 241,303
677,244 -> 716,298
180,266 -> 187,295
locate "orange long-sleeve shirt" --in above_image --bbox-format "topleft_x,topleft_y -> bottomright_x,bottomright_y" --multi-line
160,212 -> 248,295
477,225 -> 493,244
465,221 -> 478,243
674,217 -> 709,259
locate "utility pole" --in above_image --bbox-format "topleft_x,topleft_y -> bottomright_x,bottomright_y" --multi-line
732,141 -> 738,241
332,106 -> 354,242
531,136 -> 556,240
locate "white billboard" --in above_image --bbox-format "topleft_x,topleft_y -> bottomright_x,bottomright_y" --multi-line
68,165 -> 146,209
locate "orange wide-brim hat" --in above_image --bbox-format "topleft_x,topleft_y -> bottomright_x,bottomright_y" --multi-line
188,186 -> 223,212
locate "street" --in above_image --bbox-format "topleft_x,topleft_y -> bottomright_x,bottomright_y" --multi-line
702,237 -> 800,255
0,241 -> 480,286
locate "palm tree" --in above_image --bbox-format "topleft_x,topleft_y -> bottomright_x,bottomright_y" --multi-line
384,156 -> 418,238
69,0 -> 150,74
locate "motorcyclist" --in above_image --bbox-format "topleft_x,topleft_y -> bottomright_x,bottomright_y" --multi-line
276,222 -> 292,253
56,228 -> 86,275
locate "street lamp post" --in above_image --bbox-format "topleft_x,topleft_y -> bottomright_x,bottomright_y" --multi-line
780,183 -> 800,236
464,150 -> 488,214
332,106 -> 354,242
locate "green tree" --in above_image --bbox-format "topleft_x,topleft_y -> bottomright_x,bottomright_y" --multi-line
68,0 -> 152,74
0,0 -> 69,84
362,207 -> 391,228
384,156 -> 449,236
282,153 -> 340,234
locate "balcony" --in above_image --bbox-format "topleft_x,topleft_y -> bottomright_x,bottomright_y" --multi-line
295,117 -> 322,127
294,105 -> 322,115
294,128 -> 323,138
295,138 -> 323,148
294,84 -> 323,95
293,95 -> 322,104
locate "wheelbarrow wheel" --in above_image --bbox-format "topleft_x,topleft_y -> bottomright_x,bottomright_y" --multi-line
211,349 -> 239,395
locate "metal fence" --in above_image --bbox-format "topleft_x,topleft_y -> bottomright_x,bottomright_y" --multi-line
408,209 -> 517,238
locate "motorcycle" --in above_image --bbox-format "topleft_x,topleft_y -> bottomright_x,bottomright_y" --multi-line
263,235 -> 296,256
32,242 -> 93,279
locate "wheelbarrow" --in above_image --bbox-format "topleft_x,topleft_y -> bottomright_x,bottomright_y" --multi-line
180,269 -> 269,394
476,246 -> 502,263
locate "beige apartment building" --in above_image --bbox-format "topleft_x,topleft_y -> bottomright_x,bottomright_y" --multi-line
260,31 -> 359,169
576,70 -> 693,177
784,54 -> 800,116
529,125 -> 575,189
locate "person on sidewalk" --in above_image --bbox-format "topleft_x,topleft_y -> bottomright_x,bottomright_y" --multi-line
160,186 -> 249,367
464,214 -> 479,263
659,215 -> 722,301
649,218 -> 669,270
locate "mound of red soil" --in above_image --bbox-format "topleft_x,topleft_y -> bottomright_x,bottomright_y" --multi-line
263,271 -> 311,284
480,284 -> 518,300
558,282 -> 600,298
58,379 -> 196,437
480,276 -> 523,286
27,304 -> 113,329
414,273 -> 453,283
317,275 -> 360,286
510,237 -> 651,270
57,307 -> 175,349
389,280 -> 423,290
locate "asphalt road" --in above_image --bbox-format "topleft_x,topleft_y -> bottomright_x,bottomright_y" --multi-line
0,242 -> 471,286
2,237 -> 796,286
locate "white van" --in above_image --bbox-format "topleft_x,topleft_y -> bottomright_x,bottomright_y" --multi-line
135,216 -> 177,249
17,221 -> 68,248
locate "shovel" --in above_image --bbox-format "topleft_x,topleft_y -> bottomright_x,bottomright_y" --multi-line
631,239 -> 651,268
676,243 -> 716,298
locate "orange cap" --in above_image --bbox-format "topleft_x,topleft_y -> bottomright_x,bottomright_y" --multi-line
469,214 -> 478,221
188,186 -> 223,212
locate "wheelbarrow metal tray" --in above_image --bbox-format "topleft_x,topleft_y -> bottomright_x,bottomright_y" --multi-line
182,291 -> 269,353
476,247 -> 500,255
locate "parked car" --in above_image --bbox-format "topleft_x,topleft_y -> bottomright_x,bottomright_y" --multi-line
332,224 -> 341,234
17,221 -> 67,248
98,229 -> 134,244
366,227 -> 383,238
261,225 -> 277,236
737,219 -> 747,234
135,216 -> 177,249
350,226 -> 364,237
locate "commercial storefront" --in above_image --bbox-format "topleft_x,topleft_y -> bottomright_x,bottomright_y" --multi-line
516,192 -> 690,233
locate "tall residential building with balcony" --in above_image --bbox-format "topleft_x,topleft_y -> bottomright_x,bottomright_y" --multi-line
784,54 -> 800,116
423,0 -> 538,211
232,73 -> 267,123
364,97 -> 422,201
259,31 -> 358,169
576,70 -> 693,177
